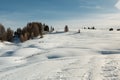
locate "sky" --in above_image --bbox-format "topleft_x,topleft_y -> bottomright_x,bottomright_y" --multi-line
0,0 -> 120,30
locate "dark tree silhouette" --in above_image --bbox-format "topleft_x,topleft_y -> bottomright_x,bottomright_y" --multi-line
88,27 -> 90,29
16,28 -> 22,37
31,32 -> 34,39
0,24 -> 6,41
1,32 -> 7,42
32,23 -> 40,37
64,25 -> 69,32
84,27 -> 86,29
117,29 -> 120,31
91,26 -> 95,30
6,28 -> 14,42
26,22 -> 43,39
0,24 -> 5,34
109,28 -> 113,31
78,29 -> 80,33
24,32 -> 28,41
0,22 -> 50,42
20,34 -> 25,42
50,26 -> 54,32
38,23 -> 43,38
44,25 -> 49,32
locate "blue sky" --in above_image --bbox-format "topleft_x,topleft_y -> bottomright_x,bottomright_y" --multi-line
0,0 -> 120,29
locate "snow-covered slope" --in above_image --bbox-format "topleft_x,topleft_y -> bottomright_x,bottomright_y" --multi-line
0,29 -> 120,80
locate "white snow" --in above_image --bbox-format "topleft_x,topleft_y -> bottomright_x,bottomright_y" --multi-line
0,29 -> 120,80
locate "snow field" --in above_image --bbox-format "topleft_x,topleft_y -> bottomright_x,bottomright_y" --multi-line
0,29 -> 120,80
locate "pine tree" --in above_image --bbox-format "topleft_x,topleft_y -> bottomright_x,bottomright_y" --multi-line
24,32 -> 28,41
31,32 -> 34,39
1,32 -> 7,42
38,23 -> 43,38
0,24 -> 5,41
16,28 -> 22,37
6,28 -> 13,42
78,29 -> 80,33
64,25 -> 69,32
32,24 -> 40,37
0,24 -> 5,35
20,34 -> 25,42
44,25 -> 49,32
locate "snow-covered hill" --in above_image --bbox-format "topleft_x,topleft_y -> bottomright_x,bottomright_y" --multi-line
0,29 -> 120,80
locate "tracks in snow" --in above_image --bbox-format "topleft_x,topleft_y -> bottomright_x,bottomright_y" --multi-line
1,55 -> 120,80
45,55 -> 120,80
44,56 -> 105,80
101,55 -> 120,80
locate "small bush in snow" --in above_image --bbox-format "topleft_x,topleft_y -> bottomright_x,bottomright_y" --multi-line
91,26 -> 96,30
109,28 -> 113,31
117,29 -> 120,31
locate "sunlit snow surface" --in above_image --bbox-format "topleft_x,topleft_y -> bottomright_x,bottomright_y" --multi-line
0,29 -> 120,80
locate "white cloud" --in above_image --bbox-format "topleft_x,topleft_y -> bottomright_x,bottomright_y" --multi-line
115,0 -> 120,10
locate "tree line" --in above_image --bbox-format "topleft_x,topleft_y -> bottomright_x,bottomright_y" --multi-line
0,22 -> 54,42
0,22 -> 71,43
0,24 -> 13,42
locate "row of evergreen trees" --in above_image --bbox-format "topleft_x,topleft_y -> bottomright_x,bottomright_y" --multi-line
0,22 -> 52,42
0,22 -> 70,43
17,22 -> 45,42
0,24 -> 13,42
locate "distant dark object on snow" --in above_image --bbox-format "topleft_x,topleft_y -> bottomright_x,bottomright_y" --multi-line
117,29 -> 120,31
109,28 -> 113,31
50,26 -> 54,32
87,27 -> 96,30
91,26 -> 96,30
44,24 -> 49,32
84,27 -> 86,29
64,25 -> 69,32
78,29 -> 80,33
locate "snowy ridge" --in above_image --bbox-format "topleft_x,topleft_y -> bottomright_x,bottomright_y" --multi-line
0,29 -> 120,80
